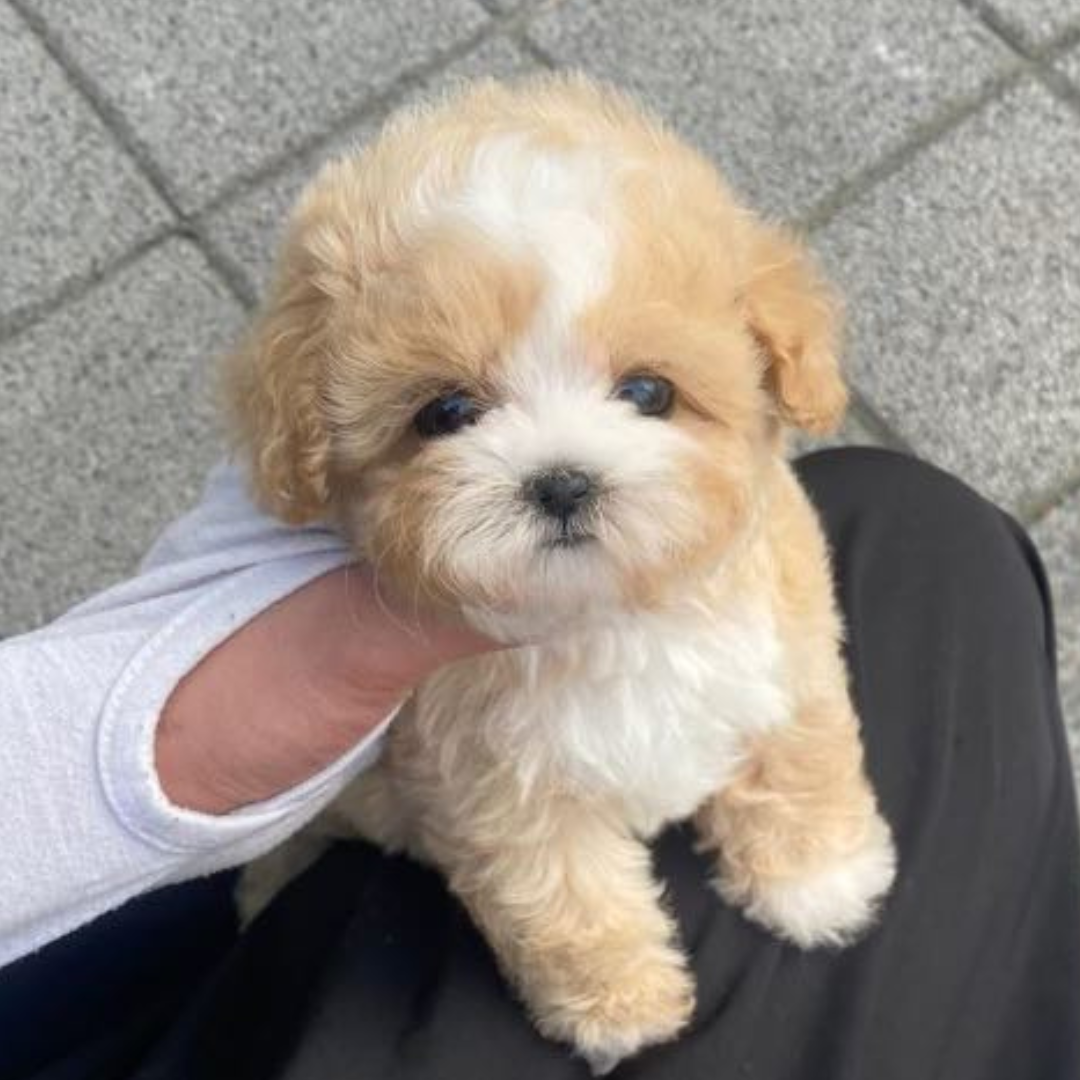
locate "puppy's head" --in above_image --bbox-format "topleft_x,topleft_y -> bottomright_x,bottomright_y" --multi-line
227,76 -> 844,630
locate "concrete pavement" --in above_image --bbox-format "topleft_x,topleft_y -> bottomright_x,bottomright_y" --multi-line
2,0 -> 1078,769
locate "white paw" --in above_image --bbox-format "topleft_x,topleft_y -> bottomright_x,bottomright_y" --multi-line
722,815 -> 897,949
533,945 -> 695,1074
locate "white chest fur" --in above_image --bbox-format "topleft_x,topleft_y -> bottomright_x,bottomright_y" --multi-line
434,601 -> 791,837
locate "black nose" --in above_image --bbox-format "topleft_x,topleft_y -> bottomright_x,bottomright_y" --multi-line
524,468 -> 597,522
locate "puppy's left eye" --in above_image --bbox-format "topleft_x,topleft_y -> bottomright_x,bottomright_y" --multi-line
613,374 -> 675,417
414,391 -> 484,438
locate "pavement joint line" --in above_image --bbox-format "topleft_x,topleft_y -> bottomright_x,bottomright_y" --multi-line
963,0 -> 1080,62
5,0 -> 541,326
514,28 -> 560,70
6,0 -> 256,316
957,0 -> 1042,60
511,0 -> 565,68
428,0 -> 1053,496
795,6 -> 1080,239
194,7 -> 542,223
5,0 -> 561,334
473,0 -> 550,16
179,217 -> 259,312
189,221 -> 261,312
797,64 -> 1027,235
7,0 -> 186,214
3,0 -> 1068,505
0,228 -> 177,345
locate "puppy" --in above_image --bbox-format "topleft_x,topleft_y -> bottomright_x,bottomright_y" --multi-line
231,75 -> 896,1072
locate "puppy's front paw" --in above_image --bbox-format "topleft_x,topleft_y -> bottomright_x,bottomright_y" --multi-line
719,814 -> 896,949
534,943 -> 695,1074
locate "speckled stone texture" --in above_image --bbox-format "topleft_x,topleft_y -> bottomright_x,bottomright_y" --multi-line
1059,42 -> 1080,83
815,80 -> 1080,515
25,0 -> 489,211
1,0 -> 1078,770
0,241 -> 244,636
0,4 -> 170,327
527,0 -> 1014,220
978,0 -> 1080,51
203,36 -> 535,300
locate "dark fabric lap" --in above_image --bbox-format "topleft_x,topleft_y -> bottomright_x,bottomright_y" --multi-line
9,449 -> 1079,1080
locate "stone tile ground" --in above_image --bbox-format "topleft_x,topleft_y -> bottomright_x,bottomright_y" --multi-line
1,0 -> 1078,775
527,0 -> 1015,220
0,2 -> 169,330
204,35 -> 536,299
814,79 -> 1080,515
0,241 -> 244,630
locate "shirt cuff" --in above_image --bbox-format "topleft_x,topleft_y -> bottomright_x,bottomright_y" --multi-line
95,552 -> 393,855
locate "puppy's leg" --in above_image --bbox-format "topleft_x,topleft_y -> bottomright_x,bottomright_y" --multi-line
698,473 -> 895,948
698,700 -> 894,948
445,796 -> 693,1073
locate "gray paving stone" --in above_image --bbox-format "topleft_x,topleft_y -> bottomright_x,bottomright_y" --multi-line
0,3 -> 170,326
981,0 -> 1080,51
527,0 -> 1012,220
204,35 -> 535,301
815,80 -> 1080,514
1059,42 -> 1080,83
27,0 -> 490,213
0,240 -> 245,637
1032,491 -> 1080,777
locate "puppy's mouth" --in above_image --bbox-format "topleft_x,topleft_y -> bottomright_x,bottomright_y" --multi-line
542,529 -> 596,551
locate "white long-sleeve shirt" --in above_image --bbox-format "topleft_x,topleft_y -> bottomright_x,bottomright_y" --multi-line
0,462 -> 393,967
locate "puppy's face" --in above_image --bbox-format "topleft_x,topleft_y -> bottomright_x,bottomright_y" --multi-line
228,77 -> 845,629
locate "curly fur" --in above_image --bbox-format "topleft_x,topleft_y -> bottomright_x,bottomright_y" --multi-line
232,74 -> 894,1072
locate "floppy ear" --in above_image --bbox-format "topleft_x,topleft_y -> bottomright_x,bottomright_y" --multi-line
740,224 -> 847,435
223,247 -> 334,525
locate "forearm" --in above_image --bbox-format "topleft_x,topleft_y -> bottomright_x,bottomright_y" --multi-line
0,464 -> 371,966
156,566 -> 492,814
0,556 -> 387,967
156,570 -> 396,813
1,461 -> 493,967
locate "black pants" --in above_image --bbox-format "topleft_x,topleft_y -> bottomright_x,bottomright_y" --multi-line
7,449 -> 1080,1080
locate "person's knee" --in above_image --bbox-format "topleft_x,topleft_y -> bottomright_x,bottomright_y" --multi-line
796,448 -> 1050,647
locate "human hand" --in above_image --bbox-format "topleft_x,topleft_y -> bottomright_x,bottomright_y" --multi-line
155,566 -> 496,814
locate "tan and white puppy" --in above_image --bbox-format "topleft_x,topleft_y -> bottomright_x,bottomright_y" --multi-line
231,75 -> 896,1072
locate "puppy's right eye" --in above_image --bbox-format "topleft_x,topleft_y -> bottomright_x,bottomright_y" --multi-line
413,391 -> 484,438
